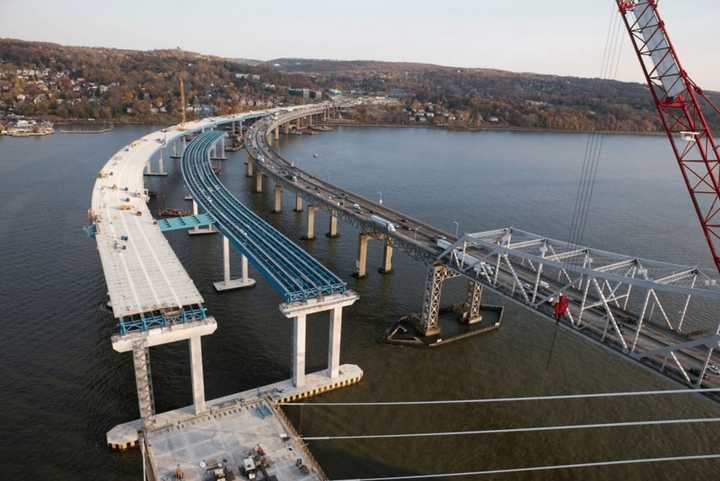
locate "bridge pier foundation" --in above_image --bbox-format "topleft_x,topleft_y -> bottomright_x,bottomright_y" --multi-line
246,159 -> 254,177
284,123 -> 290,135
273,184 -> 283,213
189,200 -> 217,236
379,239 -> 393,274
326,209 -> 339,238
274,127 -> 280,141
294,192 -> 303,212
214,236 -> 256,292
302,206 -> 317,240
255,172 -> 263,193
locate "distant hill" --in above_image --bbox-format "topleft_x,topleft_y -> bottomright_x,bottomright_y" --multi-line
1,39 -> 718,132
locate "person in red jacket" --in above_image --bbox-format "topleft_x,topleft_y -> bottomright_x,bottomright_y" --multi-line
554,293 -> 569,321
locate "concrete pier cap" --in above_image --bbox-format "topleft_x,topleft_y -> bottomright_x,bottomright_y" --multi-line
111,317 -> 218,352
279,290 -> 359,318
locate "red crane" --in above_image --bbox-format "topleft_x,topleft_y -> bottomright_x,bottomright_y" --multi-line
616,0 -> 720,272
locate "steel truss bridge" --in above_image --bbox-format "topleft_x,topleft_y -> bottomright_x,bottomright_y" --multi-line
245,105 -> 720,391
181,130 -> 347,303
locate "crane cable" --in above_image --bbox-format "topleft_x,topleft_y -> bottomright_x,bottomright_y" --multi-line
327,454 -> 720,481
547,6 -> 627,372
280,387 -> 720,406
302,416 -> 720,441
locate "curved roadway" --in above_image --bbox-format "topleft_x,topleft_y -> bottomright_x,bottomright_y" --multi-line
181,130 -> 347,303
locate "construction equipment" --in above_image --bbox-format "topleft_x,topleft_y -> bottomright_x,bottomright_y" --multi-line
616,0 -> 720,272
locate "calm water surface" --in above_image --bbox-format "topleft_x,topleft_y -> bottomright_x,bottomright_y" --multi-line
0,126 -> 718,480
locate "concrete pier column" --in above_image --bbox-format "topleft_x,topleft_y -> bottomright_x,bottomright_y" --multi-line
182,136 -> 187,155
132,345 -> 155,424
241,255 -> 249,281
461,281 -> 484,324
274,127 -> 280,140
255,172 -> 263,193
172,140 -> 178,157
223,236 -> 231,282
327,307 -> 342,379
292,314 -> 307,388
294,192 -> 303,212
379,239 -> 393,274
246,159 -> 254,177
326,209 -> 339,238
273,184 -> 283,213
189,336 -> 206,415
354,233 -> 371,278
284,123 -> 290,135
303,206 -> 317,240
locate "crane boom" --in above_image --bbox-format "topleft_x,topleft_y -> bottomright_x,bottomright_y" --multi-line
616,0 -> 720,272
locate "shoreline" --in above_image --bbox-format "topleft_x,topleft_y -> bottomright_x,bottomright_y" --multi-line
325,120 -> 667,137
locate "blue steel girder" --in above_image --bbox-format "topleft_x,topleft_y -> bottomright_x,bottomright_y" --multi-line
157,213 -> 215,232
180,131 -> 347,303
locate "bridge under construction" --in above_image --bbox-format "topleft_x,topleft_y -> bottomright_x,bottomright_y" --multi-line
87,1 -> 720,479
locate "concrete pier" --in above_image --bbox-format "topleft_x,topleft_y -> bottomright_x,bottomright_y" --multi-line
294,191 -> 303,212
354,233 -> 371,278
213,236 -> 256,292
292,314 -> 307,387
189,336 -> 206,415
326,209 -> 339,238
280,291 -> 359,388
379,239 -> 394,274
273,184 -> 283,213
255,172 -> 263,193
303,206 -> 317,240
245,159 -> 254,177
328,307 -> 342,378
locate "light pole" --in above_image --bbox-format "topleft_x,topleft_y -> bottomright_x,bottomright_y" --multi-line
452,221 -> 460,238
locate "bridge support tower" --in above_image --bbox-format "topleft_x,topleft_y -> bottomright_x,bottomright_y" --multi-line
112,319 -> 218,425
294,192 -> 303,212
213,236 -> 256,292
281,292 -> 358,388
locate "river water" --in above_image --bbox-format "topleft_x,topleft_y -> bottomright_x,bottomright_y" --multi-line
0,126 -> 718,480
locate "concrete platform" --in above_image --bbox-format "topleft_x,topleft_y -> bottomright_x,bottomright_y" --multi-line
107,364 -> 363,450
213,278 -> 257,292
146,398 -> 326,481
188,226 -> 218,236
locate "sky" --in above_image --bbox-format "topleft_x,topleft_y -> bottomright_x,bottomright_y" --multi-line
1,0 -> 719,89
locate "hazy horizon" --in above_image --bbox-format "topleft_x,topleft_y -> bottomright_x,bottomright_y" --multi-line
1,0 -> 719,90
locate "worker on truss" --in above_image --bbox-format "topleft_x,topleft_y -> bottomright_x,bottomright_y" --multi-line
553,293 -> 569,321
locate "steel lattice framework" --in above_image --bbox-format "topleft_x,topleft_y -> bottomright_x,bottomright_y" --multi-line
181,131 -> 348,303
437,228 -> 720,387
618,0 -> 720,272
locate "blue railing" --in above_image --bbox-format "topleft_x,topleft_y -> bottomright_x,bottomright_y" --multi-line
118,304 -> 208,335
181,131 -> 347,303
